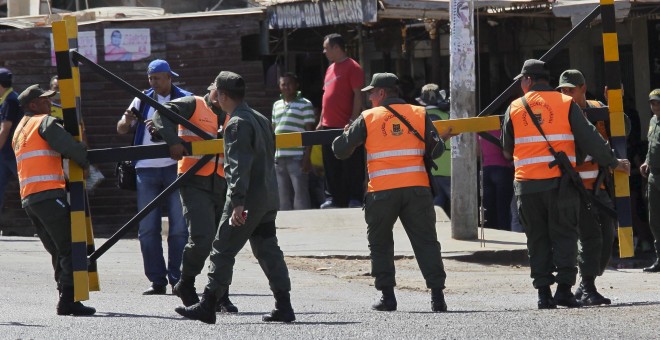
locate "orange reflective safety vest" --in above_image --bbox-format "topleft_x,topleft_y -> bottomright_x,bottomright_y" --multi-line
177,97 -> 227,177
363,104 -> 429,192
12,115 -> 66,199
575,100 -> 609,189
510,91 -> 576,180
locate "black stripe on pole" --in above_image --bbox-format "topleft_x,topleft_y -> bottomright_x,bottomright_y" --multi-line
601,4 -> 616,33
300,129 -> 343,146
55,51 -> 73,80
604,61 -> 622,90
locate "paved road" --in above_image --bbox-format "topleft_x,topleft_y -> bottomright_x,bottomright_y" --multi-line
1,208 -> 658,338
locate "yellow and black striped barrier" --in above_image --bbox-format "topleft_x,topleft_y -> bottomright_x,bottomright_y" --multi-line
88,116 -> 504,164
53,17 -> 99,302
600,0 -> 633,258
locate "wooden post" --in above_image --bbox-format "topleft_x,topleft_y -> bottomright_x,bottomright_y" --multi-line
449,0 -> 478,240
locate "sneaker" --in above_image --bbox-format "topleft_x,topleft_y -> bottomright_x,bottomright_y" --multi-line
320,199 -> 337,209
348,199 -> 362,208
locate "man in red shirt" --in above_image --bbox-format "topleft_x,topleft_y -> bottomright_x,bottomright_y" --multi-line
318,33 -> 365,209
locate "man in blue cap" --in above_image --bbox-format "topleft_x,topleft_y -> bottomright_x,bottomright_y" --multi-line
117,59 -> 191,295
0,67 -> 23,220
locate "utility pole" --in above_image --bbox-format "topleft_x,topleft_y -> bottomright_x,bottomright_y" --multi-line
449,0 -> 478,240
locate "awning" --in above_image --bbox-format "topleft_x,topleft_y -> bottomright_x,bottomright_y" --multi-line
552,0 -> 632,25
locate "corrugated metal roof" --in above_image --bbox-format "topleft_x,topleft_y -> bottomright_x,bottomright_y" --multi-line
0,6 -> 265,30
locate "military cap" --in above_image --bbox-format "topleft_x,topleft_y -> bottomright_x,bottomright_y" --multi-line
210,71 -> 245,92
514,59 -> 549,80
361,73 -> 399,92
18,84 -> 56,107
557,69 -> 586,89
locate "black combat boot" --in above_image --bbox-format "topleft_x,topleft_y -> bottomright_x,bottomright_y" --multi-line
263,291 -> 296,322
175,288 -> 217,324
216,288 -> 238,313
173,275 -> 199,307
371,287 -> 397,311
643,259 -> 660,272
580,276 -> 611,306
431,288 -> 447,312
56,286 -> 96,316
553,284 -> 582,308
537,285 -> 557,309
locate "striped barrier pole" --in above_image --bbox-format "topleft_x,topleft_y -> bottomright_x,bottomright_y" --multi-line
600,0 -> 634,258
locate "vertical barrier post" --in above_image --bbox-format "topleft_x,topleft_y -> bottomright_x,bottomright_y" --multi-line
600,0 -> 634,258
53,17 -> 93,302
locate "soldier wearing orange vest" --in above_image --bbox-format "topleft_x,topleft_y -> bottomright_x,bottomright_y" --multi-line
12,84 -> 95,316
333,73 -> 453,312
502,60 -> 630,310
557,69 -> 630,306
152,85 -> 236,313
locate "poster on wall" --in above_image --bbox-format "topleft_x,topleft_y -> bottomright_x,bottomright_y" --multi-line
50,31 -> 97,66
103,28 -> 151,62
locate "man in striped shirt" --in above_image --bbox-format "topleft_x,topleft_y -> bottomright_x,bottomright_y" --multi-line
272,73 -> 316,210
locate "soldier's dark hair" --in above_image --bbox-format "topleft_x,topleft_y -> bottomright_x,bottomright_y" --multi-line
324,33 -> 345,51
383,86 -> 400,98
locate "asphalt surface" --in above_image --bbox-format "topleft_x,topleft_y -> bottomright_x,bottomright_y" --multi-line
1,207 -> 658,339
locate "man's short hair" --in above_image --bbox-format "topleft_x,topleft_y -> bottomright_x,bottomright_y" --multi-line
324,33 -> 345,51
222,88 -> 245,101
280,72 -> 299,84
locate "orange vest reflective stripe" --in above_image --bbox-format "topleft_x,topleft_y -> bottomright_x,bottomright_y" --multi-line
12,115 -> 66,199
177,97 -> 225,177
576,100 -> 608,189
511,91 -> 576,180
363,104 -> 429,192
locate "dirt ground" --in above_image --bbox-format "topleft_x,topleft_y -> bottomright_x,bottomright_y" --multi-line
285,256 -> 532,295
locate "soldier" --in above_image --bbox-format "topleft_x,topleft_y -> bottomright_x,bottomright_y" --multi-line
332,73 -> 452,312
175,71 -> 295,324
640,88 -> 660,272
501,60 -> 630,309
13,84 -> 95,316
556,69 -> 627,305
152,83 -> 236,313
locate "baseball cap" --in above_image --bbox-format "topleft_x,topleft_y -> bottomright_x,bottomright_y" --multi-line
210,71 -> 245,92
18,84 -> 56,107
649,89 -> 660,102
361,73 -> 399,92
147,59 -> 179,77
0,68 -> 12,82
557,69 -> 585,89
514,59 -> 549,80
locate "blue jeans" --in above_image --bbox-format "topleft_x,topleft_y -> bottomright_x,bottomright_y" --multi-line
0,156 -> 17,218
136,165 -> 187,287
275,157 -> 311,210
432,176 -> 451,217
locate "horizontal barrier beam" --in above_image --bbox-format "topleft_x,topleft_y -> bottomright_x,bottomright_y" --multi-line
89,116 -> 506,164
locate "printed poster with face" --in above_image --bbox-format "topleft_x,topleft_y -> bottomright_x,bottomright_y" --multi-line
104,28 -> 151,62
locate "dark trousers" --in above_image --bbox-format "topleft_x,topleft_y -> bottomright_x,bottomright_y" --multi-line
180,183 -> 226,278
648,174 -> 660,258
483,166 -> 514,230
577,190 -> 614,277
321,138 -> 365,207
206,206 -> 291,297
517,186 -> 580,288
25,197 -> 74,288
364,186 -> 447,290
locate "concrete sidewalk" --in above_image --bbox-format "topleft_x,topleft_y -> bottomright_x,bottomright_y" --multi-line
276,207 -> 528,261
163,206 -> 529,262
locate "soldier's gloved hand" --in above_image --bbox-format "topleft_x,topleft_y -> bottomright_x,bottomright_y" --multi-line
169,144 -> 188,160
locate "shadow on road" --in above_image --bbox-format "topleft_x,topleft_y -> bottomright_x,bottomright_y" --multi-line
0,321 -> 45,327
99,312 -> 181,320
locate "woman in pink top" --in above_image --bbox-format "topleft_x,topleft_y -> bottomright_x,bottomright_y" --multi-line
479,130 -> 514,230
